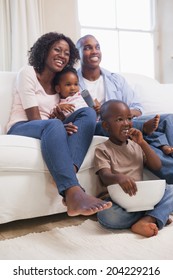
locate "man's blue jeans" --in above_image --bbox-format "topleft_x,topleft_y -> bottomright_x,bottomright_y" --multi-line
7,107 -> 96,196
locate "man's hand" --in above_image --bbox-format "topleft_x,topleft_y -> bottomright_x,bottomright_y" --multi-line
93,98 -> 101,115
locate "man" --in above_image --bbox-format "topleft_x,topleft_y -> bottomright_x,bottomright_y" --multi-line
76,34 -> 173,183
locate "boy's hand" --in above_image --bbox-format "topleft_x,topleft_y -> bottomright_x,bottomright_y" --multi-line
59,103 -> 75,113
128,127 -> 144,145
117,174 -> 137,196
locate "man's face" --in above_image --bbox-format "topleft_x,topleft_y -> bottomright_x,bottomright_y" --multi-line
79,36 -> 102,69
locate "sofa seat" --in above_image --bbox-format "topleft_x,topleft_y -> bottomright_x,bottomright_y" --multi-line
0,135 -> 47,172
0,133 -> 106,224
0,134 -> 107,173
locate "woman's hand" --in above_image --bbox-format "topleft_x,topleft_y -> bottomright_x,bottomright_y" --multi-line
64,122 -> 78,135
49,105 -> 66,121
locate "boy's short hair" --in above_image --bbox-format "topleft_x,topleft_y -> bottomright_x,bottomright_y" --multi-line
100,99 -> 128,121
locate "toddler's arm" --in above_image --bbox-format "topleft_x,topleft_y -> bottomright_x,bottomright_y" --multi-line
59,103 -> 75,113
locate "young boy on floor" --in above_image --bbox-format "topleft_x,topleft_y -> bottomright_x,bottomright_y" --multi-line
94,99 -> 173,237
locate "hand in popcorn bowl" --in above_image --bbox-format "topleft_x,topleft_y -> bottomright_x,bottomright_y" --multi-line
107,180 -> 166,212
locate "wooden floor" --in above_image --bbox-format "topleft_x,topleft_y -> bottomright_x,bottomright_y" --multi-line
0,213 -> 97,241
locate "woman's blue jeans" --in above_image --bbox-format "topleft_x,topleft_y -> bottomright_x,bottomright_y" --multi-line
97,184 -> 173,230
7,107 -> 96,196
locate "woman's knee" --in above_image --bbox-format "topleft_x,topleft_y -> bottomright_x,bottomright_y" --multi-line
77,107 -> 97,120
42,119 -> 66,136
44,118 -> 64,129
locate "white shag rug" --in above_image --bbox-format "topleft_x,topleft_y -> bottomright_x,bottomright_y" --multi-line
0,219 -> 173,260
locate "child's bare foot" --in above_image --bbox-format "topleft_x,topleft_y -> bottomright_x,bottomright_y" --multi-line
161,145 -> 173,155
131,216 -> 158,237
143,114 -> 160,135
64,186 -> 112,216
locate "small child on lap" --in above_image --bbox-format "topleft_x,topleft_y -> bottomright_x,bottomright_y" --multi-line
53,67 -> 88,119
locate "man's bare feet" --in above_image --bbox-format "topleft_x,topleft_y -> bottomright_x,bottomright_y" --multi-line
131,216 -> 158,237
161,145 -> 173,155
64,186 -> 112,217
143,114 -> 160,135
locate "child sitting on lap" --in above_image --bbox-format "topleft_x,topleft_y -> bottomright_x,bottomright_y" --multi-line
53,67 -> 88,118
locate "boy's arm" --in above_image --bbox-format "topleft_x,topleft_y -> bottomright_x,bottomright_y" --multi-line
97,168 -> 137,196
129,128 -> 162,171
140,140 -> 162,170
94,147 -> 137,196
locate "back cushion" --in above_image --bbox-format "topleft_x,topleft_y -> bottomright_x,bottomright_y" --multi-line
134,83 -> 173,115
0,72 -> 17,133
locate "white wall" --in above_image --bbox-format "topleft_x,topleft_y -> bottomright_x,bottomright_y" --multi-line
157,0 -> 173,83
42,0 -> 80,43
41,0 -> 173,83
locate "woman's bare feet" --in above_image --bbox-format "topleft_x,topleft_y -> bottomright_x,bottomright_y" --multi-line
131,216 -> 158,237
143,114 -> 160,135
64,186 -> 112,217
161,145 -> 173,155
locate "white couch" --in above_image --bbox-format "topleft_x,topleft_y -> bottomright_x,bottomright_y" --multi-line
0,71 -> 168,224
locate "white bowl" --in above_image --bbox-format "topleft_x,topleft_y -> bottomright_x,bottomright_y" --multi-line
107,180 -> 166,212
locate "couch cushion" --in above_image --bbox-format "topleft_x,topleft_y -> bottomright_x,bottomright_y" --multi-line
80,135 -> 108,170
135,83 -> 173,115
0,135 -> 48,172
0,135 -> 108,173
0,72 -> 17,133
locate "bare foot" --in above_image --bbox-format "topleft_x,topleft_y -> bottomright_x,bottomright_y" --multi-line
131,216 -> 158,237
161,145 -> 173,155
143,114 -> 160,135
64,186 -> 112,217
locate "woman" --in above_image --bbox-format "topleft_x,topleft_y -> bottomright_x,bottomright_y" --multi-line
7,32 -> 112,216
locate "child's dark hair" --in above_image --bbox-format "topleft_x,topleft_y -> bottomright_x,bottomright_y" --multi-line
53,66 -> 78,87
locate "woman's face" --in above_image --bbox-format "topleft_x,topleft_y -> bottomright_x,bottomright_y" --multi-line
45,39 -> 70,73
